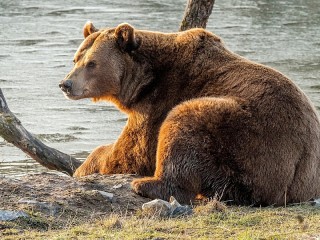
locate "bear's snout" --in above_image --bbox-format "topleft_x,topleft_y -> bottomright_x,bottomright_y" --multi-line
59,80 -> 73,94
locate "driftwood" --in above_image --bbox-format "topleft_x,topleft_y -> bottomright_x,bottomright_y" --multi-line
0,0 -> 215,176
0,89 -> 81,176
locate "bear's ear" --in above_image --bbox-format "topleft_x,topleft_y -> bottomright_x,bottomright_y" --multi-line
83,21 -> 98,38
114,23 -> 140,52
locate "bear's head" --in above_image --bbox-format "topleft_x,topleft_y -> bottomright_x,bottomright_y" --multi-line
59,22 -> 141,103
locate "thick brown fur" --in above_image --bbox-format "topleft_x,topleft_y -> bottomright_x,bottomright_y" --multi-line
60,22 -> 320,206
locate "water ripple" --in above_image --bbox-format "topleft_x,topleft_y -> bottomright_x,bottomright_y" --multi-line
13,39 -> 47,46
35,133 -> 78,143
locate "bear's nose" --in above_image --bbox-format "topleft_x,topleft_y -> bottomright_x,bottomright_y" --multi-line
59,80 -> 73,93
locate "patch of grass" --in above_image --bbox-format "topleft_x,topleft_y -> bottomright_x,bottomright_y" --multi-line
1,204 -> 320,240
13,216 -> 49,230
0,212 -> 49,231
0,214 -> 49,240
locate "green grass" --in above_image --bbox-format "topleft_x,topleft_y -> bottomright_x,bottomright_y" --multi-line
1,204 -> 320,240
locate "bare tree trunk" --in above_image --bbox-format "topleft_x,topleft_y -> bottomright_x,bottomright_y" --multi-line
0,89 -> 81,176
180,0 -> 215,31
0,0 -> 215,176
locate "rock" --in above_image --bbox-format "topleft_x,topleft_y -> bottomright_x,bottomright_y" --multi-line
311,198 -> 320,207
18,198 -> 60,216
18,199 -> 35,204
0,210 -> 29,221
170,205 -> 193,217
112,184 -> 123,189
169,196 -> 193,217
96,190 -> 114,202
142,199 -> 172,216
142,197 -> 193,217
169,196 -> 181,210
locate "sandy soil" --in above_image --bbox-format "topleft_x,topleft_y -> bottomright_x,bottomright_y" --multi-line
0,173 -> 150,230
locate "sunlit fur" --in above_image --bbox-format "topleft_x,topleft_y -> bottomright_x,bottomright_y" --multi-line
61,22 -> 320,206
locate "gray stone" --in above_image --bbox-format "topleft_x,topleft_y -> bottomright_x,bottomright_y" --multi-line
170,205 -> 193,217
142,197 -> 193,217
312,198 -> 320,207
169,196 -> 192,217
18,199 -> 39,205
142,199 -> 172,216
169,196 -> 181,210
97,190 -> 114,202
0,210 -> 29,221
112,184 -> 123,189
18,198 -> 60,216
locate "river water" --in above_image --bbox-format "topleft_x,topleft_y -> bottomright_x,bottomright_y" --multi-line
0,0 -> 319,177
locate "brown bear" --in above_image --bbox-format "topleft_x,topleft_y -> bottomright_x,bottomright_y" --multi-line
59,22 -> 320,206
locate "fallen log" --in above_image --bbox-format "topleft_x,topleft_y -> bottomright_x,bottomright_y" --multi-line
0,89 -> 81,176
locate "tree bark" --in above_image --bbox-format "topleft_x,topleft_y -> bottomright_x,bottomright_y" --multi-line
0,0 -> 215,176
179,0 -> 215,31
0,89 -> 81,176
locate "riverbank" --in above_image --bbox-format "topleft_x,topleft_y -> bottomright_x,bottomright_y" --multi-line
0,173 -> 320,239
0,173 -> 148,232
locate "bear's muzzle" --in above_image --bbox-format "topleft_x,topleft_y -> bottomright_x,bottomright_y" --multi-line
59,80 -> 73,94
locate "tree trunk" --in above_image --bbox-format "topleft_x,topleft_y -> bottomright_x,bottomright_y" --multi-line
0,0 -> 215,176
0,89 -> 81,176
180,0 -> 215,31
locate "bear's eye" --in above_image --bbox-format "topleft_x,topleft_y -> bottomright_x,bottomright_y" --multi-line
86,61 -> 96,68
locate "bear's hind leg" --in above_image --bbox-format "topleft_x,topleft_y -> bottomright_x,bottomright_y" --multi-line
132,97 -> 250,204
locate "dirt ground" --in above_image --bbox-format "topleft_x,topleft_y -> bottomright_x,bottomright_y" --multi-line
0,173 -> 150,231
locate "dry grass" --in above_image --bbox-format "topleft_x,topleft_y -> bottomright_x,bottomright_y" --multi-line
1,202 -> 320,240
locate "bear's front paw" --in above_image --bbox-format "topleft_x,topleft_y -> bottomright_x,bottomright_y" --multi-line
73,168 -> 86,178
73,165 -> 97,178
